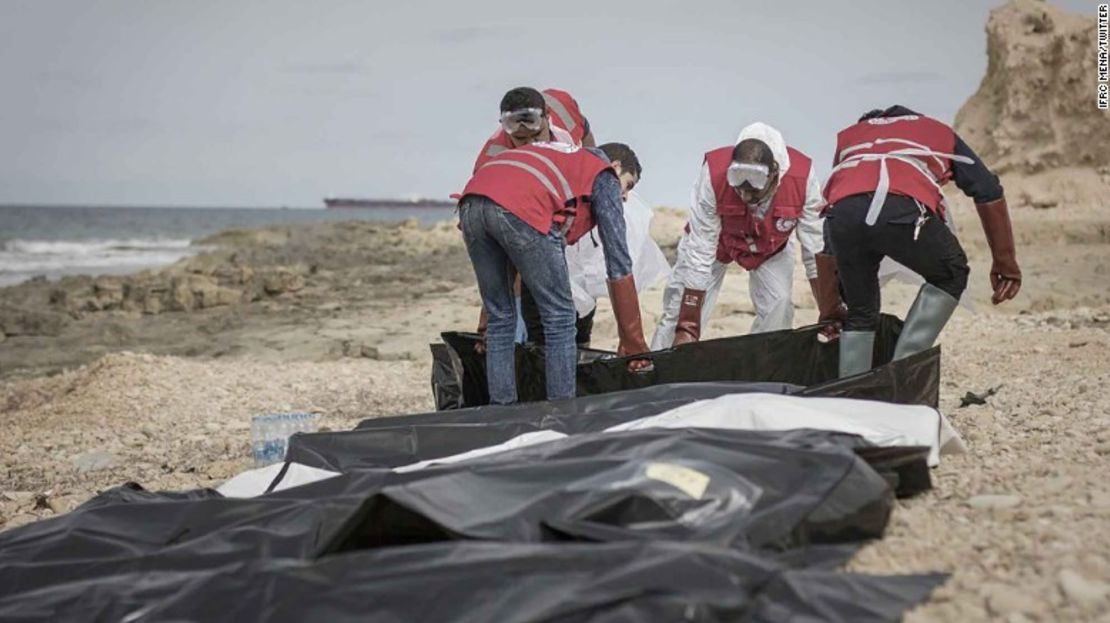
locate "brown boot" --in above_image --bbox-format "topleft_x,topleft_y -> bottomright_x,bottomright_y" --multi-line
607,274 -> 651,370
672,288 -> 706,347
975,197 -> 1022,305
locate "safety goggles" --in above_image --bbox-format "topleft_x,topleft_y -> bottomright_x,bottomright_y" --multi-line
726,161 -> 770,190
500,108 -> 545,133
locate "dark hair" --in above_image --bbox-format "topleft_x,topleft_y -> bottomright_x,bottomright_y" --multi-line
732,139 -> 775,168
499,87 -> 546,113
598,142 -> 642,177
858,105 -> 921,122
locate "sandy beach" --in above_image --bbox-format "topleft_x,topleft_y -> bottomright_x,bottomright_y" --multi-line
2,178 -> 1109,619
3,0 -> 1110,619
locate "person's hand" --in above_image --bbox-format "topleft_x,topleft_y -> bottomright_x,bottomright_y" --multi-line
975,197 -> 1021,306
818,303 -> 847,341
618,343 -> 653,372
989,260 -> 1021,305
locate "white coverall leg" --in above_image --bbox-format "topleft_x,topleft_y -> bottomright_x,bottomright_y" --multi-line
747,236 -> 796,333
650,237 -> 796,348
650,245 -> 727,350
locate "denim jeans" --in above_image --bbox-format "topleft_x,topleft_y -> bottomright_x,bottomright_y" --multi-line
459,195 -> 577,403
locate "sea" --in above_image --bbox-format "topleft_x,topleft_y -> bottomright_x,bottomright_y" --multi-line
0,204 -> 457,287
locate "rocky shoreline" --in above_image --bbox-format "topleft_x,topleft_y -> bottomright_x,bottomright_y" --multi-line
2,1 -> 1110,618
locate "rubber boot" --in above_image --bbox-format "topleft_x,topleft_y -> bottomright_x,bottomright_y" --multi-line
839,330 -> 875,378
892,283 -> 959,360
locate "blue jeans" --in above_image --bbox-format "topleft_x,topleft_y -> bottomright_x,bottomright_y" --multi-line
459,195 -> 577,403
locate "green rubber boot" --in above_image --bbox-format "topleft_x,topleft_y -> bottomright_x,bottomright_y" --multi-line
839,330 -> 876,378
893,284 -> 959,361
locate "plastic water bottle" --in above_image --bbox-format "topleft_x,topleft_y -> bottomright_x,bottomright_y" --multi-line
250,412 -> 319,467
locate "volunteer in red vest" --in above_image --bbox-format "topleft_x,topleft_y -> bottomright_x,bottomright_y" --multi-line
819,105 -> 1021,377
651,122 -> 825,349
458,141 -> 650,404
472,87 -> 595,173
471,86 -> 597,347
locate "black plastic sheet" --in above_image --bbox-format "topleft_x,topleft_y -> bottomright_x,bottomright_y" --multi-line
429,343 -> 463,410
286,381 -> 800,471
1,429 -> 911,601
0,315 -> 950,621
287,378 -> 935,499
317,428 -> 895,556
438,314 -> 914,407
0,541 -> 946,623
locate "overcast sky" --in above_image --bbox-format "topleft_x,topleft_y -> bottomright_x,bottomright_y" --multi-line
0,0 -> 1095,208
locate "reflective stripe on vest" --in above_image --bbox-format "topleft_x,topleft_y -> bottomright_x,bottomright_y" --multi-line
543,92 -> 578,134
831,137 -> 973,226
515,149 -> 574,200
475,125 -> 577,173
480,160 -> 565,201
477,147 -> 581,232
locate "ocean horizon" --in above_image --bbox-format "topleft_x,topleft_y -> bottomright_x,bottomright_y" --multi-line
0,203 -> 457,287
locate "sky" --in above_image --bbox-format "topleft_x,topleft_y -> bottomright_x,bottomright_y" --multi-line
0,0 -> 1097,208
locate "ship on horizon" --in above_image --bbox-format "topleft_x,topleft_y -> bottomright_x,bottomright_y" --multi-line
323,196 -> 455,209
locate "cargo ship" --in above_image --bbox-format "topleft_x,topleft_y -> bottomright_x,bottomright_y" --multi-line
323,197 -> 456,209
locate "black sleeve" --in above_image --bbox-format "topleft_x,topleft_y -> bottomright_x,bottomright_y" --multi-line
581,116 -> 591,137
951,135 -> 1004,203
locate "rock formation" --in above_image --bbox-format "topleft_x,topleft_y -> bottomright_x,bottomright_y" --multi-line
955,0 -> 1110,174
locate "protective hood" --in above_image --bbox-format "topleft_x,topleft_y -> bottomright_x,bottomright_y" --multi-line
736,122 -> 791,177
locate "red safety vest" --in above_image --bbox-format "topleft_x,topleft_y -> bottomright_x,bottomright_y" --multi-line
472,89 -> 588,173
823,114 -> 969,221
704,145 -> 812,270
462,143 -> 610,245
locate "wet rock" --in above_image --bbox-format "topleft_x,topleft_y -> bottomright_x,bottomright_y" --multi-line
174,274 -> 242,310
143,294 -> 165,315
0,305 -> 68,337
169,278 -> 196,311
92,278 -> 125,309
262,269 -> 305,295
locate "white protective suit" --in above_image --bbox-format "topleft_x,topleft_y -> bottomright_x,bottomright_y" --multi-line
651,123 -> 825,349
565,190 -> 671,318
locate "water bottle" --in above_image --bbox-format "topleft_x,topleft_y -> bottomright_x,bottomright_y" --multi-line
250,412 -> 319,467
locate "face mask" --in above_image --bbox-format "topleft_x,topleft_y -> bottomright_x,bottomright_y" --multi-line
726,161 -> 770,190
500,108 -> 544,133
